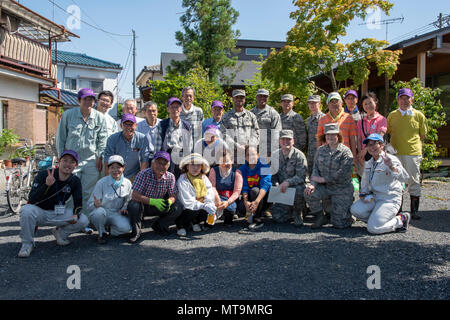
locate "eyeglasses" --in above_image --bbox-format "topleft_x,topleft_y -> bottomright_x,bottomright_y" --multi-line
99,98 -> 111,103
122,122 -> 135,127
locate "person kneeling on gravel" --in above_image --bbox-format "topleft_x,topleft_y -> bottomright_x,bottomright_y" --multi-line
18,150 -> 89,258
350,134 -> 411,234
270,130 -> 308,227
86,155 -> 132,244
127,151 -> 182,243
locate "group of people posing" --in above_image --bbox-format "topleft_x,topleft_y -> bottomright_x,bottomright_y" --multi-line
17,86 -> 428,258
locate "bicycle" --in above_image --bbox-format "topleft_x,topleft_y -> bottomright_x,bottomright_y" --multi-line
4,139 -> 55,214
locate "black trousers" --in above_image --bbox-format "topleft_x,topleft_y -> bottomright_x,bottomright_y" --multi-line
237,187 -> 269,219
176,209 -> 209,230
127,199 -> 182,235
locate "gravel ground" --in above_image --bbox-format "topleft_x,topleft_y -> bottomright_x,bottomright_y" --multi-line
0,179 -> 448,300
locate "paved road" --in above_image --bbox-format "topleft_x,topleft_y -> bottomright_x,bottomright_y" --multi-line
0,180 -> 448,300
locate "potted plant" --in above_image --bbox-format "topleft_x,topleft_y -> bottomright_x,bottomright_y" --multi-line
0,129 -> 20,167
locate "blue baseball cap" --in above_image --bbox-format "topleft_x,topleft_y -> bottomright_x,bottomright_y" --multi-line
363,133 -> 384,145
167,97 -> 182,107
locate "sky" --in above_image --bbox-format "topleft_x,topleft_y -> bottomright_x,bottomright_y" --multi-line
17,0 -> 450,100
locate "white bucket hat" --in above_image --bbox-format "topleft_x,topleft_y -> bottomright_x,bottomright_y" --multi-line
179,153 -> 210,174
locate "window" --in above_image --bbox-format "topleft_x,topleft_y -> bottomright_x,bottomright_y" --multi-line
79,79 -> 103,94
245,48 -> 268,56
91,81 -> 103,94
64,78 -> 77,91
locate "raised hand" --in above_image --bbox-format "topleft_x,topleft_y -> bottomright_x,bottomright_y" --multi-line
46,168 -> 56,186
93,195 -> 102,208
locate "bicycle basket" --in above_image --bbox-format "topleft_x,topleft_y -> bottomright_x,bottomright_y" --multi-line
37,157 -> 53,170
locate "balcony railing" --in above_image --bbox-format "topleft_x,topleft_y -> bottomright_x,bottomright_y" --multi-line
0,30 -> 57,80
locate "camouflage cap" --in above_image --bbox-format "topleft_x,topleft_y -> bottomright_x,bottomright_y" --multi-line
324,123 -> 340,135
280,129 -> 294,139
308,95 -> 321,102
281,94 -> 294,101
232,89 -> 246,97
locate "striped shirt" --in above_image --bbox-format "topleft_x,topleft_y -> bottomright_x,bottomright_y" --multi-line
132,168 -> 177,199
317,112 -> 357,150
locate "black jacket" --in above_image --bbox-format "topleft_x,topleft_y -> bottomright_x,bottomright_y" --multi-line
28,169 -> 83,217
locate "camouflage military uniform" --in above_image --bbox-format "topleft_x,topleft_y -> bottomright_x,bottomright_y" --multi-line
220,108 -> 260,165
280,110 -> 307,152
305,143 -> 354,228
305,112 -> 325,175
271,147 -> 308,225
251,104 -> 282,155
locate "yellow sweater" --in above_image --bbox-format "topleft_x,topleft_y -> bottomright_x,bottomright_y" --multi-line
387,109 -> 428,156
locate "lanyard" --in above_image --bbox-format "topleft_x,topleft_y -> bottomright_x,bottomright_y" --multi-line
55,181 -> 68,205
369,161 -> 381,182
362,117 -> 377,138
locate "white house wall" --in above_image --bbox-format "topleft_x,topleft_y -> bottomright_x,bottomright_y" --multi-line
0,74 -> 40,102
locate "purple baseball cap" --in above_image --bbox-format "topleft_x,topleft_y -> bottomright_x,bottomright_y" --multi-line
344,90 -> 358,98
205,124 -> 219,137
167,97 -> 182,107
60,150 -> 79,163
153,151 -> 170,162
121,113 -> 137,123
211,100 -> 223,109
397,88 -> 414,98
77,88 -> 96,100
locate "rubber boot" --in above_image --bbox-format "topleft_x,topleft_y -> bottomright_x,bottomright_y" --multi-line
311,210 -> 329,229
410,196 -> 421,220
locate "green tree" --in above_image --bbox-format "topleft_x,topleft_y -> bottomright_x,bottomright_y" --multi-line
389,78 -> 447,171
262,0 -> 401,94
171,0 -> 241,82
148,65 -> 229,119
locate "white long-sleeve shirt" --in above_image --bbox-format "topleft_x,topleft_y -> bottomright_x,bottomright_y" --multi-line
86,175 -> 132,214
360,152 -> 409,198
177,173 -> 216,211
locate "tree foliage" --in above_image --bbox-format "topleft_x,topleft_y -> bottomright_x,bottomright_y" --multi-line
170,0 -> 241,82
390,78 -> 447,171
262,0 -> 401,93
147,65 -> 230,119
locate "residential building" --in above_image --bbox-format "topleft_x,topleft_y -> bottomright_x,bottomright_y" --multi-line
54,50 -> 122,118
0,0 -> 77,144
136,39 -> 286,101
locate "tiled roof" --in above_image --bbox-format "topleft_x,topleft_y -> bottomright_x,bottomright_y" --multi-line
52,50 -> 122,69
41,89 -> 79,106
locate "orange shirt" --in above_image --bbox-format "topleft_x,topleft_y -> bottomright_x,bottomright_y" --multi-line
317,112 -> 357,150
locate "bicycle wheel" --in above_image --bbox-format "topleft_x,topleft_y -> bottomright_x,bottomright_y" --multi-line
6,173 -> 23,214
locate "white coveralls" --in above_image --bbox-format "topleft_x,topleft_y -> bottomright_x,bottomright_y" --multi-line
20,205 -> 89,245
86,176 -> 132,236
350,152 -> 409,234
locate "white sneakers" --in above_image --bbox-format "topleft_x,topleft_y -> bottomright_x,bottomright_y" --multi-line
52,228 -> 71,246
18,243 -> 33,258
192,224 -> 202,232
177,228 -> 187,237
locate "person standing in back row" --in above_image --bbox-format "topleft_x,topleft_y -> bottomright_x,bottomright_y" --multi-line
387,88 -> 428,220
280,94 -> 307,152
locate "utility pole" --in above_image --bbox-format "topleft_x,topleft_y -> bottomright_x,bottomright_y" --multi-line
132,29 -> 136,100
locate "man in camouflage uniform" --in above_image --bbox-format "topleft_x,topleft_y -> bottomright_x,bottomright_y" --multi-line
271,130 -> 308,226
304,123 -> 354,229
305,95 -> 325,176
251,89 -> 282,157
220,89 -> 260,166
280,94 -> 307,152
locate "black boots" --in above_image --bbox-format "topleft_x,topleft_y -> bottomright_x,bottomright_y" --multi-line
311,211 -> 330,229
410,196 -> 421,220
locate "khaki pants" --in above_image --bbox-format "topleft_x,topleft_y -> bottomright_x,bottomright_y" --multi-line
396,155 -> 422,197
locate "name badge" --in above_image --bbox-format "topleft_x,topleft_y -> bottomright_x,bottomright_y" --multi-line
371,124 -> 376,130
55,205 -> 66,215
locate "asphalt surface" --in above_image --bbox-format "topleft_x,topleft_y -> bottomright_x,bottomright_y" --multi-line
0,179 -> 448,300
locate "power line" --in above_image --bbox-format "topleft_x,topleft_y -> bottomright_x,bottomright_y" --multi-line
117,39 -> 134,87
48,0 -> 133,41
